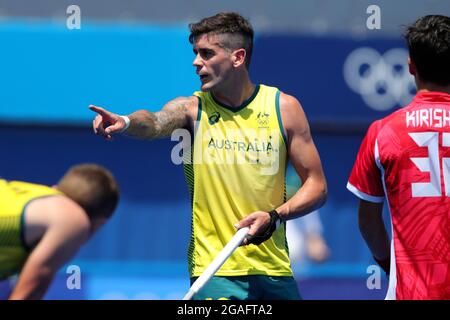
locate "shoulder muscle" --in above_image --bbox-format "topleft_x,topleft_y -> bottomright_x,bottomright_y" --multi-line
278,92 -> 311,144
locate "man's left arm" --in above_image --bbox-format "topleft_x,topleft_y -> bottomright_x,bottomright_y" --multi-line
275,92 -> 327,219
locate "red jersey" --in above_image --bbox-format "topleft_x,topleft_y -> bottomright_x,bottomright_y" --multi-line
348,91 -> 450,300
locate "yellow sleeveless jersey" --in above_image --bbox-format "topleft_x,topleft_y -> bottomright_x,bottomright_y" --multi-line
184,84 -> 293,277
0,179 -> 61,280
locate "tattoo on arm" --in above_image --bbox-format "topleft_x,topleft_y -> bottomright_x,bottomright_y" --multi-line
157,99 -> 192,136
126,98 -> 192,139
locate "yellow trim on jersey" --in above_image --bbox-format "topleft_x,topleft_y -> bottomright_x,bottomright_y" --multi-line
186,84 -> 292,277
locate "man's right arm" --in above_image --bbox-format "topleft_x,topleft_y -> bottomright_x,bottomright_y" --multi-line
8,197 -> 90,300
90,96 -> 198,140
358,199 -> 391,273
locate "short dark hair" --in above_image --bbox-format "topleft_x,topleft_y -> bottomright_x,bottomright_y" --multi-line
57,164 -> 120,220
189,12 -> 254,69
405,15 -> 450,86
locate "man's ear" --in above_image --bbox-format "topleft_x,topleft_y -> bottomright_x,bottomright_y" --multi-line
232,48 -> 246,68
408,57 -> 416,76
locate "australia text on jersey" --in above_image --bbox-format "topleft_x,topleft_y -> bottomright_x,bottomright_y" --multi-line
170,125 -> 282,176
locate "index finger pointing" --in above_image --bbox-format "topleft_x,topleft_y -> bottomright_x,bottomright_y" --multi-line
89,105 -> 111,117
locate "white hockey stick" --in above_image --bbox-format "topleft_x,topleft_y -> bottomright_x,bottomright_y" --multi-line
183,226 -> 250,300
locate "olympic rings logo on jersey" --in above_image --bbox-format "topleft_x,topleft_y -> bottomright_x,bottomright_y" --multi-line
343,47 -> 416,111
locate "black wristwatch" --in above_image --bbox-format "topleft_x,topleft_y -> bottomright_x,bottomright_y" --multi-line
245,210 -> 282,245
268,210 -> 282,229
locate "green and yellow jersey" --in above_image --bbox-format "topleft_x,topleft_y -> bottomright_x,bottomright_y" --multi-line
0,179 -> 60,280
185,84 -> 293,277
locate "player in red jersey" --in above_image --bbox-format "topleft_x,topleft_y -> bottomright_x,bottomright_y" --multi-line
347,15 -> 450,300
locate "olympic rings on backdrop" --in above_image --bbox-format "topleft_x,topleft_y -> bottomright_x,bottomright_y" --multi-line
343,47 -> 416,111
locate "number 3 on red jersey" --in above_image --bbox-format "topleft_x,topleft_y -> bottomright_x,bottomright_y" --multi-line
409,132 -> 450,197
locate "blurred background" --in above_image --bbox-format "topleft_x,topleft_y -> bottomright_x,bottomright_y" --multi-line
1,0 -> 449,299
